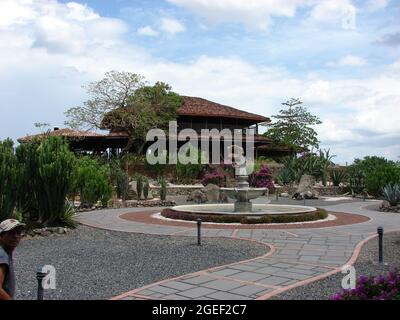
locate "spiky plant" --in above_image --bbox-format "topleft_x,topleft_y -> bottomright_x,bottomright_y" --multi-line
0,139 -> 18,220
330,169 -> 347,187
382,184 -> 400,206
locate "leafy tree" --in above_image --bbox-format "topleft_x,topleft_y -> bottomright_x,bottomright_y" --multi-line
64,71 -> 146,130
101,81 -> 182,153
264,98 -> 322,150
65,71 -> 182,154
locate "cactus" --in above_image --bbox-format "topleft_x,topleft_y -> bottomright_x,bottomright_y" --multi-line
159,176 -> 167,201
116,169 -> 129,201
15,140 -> 40,220
143,179 -> 149,200
35,137 -> 76,225
0,139 -> 18,220
136,174 -> 144,201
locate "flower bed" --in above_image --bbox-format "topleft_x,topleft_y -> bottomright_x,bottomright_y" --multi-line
331,269 -> 400,300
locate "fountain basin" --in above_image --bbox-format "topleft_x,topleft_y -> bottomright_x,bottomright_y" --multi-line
169,203 -> 317,216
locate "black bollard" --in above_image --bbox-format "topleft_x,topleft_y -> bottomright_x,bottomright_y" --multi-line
36,267 -> 47,300
197,218 -> 202,246
378,227 -> 384,263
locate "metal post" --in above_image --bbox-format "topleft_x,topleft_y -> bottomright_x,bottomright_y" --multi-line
303,197 -> 306,206
276,191 -> 279,201
197,218 -> 202,246
378,227 -> 383,263
36,267 -> 46,300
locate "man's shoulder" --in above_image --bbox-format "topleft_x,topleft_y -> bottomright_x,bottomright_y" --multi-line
0,246 -> 9,264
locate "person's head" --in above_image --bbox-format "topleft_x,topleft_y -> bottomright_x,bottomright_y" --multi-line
0,219 -> 25,253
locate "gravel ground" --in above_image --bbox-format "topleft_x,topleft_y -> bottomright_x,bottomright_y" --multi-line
272,231 -> 400,300
12,225 -> 267,300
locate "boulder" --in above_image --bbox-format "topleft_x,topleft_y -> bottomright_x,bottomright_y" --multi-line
280,192 -> 290,197
203,184 -> 220,202
219,191 -> 229,203
292,175 -> 319,200
187,190 -> 207,203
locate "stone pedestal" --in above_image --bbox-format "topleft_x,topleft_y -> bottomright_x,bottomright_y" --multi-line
234,201 -> 252,212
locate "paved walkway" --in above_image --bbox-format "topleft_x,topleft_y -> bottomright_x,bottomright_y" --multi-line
76,201 -> 400,300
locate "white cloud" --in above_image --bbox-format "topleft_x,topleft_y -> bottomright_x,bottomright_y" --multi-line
137,25 -> 159,36
167,0 -> 310,30
160,18 -> 186,35
327,55 -> 367,67
365,0 -> 390,11
0,0 -> 36,28
309,0 -> 356,29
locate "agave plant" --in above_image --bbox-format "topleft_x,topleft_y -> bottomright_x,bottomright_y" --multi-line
382,184 -> 400,206
330,169 -> 347,187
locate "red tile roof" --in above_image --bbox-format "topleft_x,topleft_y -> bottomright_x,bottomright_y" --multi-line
178,96 -> 270,123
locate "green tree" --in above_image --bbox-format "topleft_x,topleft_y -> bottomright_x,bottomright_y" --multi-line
64,71 -> 146,130
101,81 -> 182,153
264,98 -> 322,150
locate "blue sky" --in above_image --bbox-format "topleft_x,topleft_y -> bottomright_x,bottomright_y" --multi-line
1,0 -> 399,164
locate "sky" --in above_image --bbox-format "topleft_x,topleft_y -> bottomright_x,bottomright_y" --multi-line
0,0 -> 399,164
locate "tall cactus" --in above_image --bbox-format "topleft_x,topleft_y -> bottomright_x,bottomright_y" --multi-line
136,174 -> 144,201
15,140 -> 39,219
35,137 -> 76,225
159,176 -> 167,201
0,139 -> 18,220
143,178 -> 149,200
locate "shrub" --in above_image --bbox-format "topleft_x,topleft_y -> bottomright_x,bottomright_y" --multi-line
331,269 -> 400,300
201,171 -> 224,186
74,156 -> 112,207
348,156 -> 400,197
365,165 -> 400,197
0,139 -> 18,220
330,169 -> 347,186
249,165 -> 274,191
382,184 -> 400,206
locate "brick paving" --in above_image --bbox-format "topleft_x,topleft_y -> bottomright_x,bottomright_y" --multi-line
76,200 -> 400,300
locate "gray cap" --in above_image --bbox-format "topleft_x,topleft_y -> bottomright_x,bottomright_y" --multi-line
0,219 -> 26,234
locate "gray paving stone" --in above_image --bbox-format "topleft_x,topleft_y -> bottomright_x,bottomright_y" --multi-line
253,266 -> 282,275
230,284 -> 272,296
161,281 -> 197,291
150,285 -> 179,295
178,287 -> 217,299
229,271 -> 268,282
273,271 -> 311,280
200,279 -> 245,291
181,275 -> 215,285
206,291 -> 249,300
208,268 -> 242,277
230,264 -> 261,272
258,276 -> 291,286
163,294 -> 191,300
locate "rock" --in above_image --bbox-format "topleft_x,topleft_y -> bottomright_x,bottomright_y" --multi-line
187,190 -> 207,203
40,230 -> 51,237
292,175 -> 319,200
280,192 -> 290,197
203,184 -> 220,202
219,191 -> 229,203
